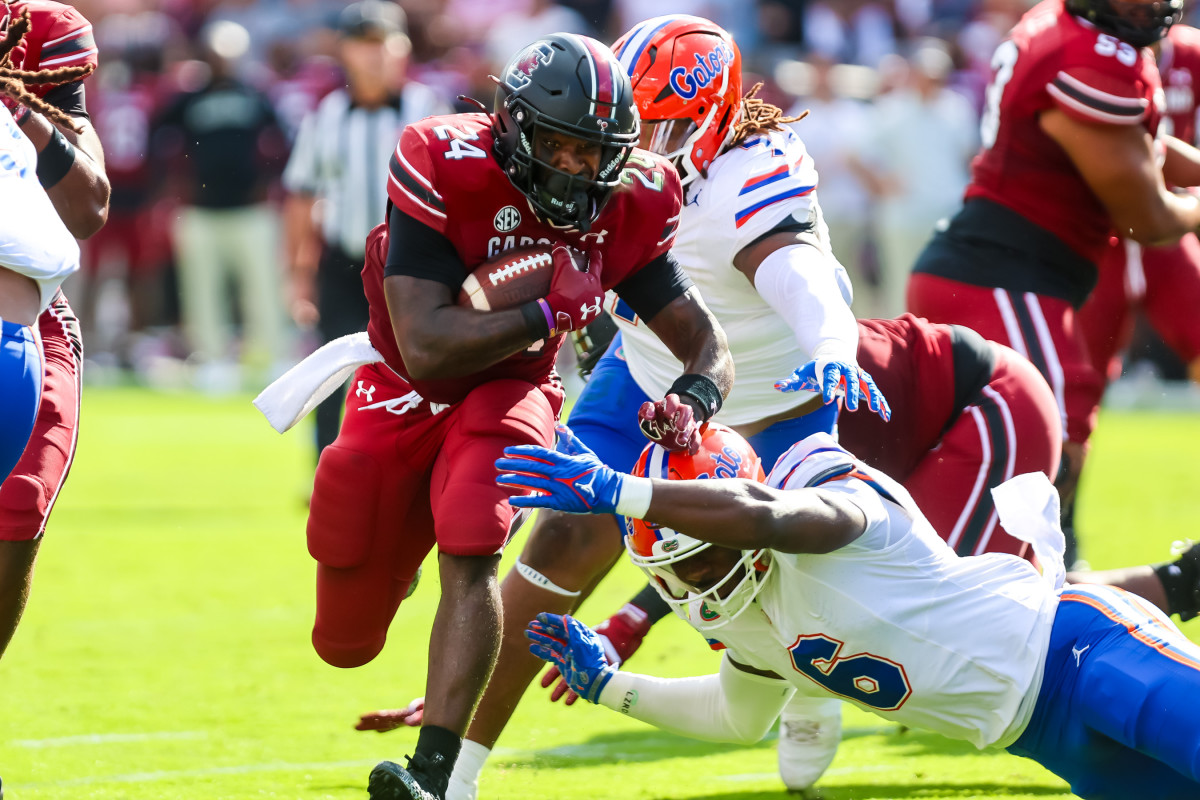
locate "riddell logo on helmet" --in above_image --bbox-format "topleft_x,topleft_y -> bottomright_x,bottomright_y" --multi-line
509,42 -> 554,87
668,42 -> 735,101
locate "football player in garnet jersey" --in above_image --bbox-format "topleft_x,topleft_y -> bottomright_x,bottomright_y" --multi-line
0,0 -> 104,663
301,32 -> 731,800
357,16 -> 891,798
905,0 -> 1200,568
507,427 -> 1200,800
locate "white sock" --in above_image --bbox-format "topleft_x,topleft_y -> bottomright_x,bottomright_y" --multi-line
446,738 -> 490,800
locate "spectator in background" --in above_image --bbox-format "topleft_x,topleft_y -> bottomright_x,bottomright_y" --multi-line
804,0 -> 897,67
153,19 -> 290,394
858,39 -> 977,317
786,55 -> 879,316
484,0 -> 588,71
282,0 -> 446,461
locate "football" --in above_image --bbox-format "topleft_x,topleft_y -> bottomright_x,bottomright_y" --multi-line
458,245 -> 555,311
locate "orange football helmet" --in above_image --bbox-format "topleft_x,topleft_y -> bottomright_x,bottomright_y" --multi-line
624,423 -> 770,630
613,15 -> 742,186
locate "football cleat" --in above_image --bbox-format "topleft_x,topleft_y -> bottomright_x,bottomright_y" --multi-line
777,697 -> 842,792
368,754 -> 445,800
1170,540 -> 1200,622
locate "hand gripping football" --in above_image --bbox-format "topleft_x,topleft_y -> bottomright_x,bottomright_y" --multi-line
458,245 -> 555,311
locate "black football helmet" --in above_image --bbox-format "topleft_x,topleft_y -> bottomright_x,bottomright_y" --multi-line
1066,0 -> 1183,47
493,33 -> 639,232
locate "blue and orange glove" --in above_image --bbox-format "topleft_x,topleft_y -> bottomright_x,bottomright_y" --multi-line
497,424 -> 624,514
775,358 -> 891,421
526,612 -> 616,704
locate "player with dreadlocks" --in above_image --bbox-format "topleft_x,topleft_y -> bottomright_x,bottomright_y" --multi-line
354,16 -> 887,800
0,7 -> 107,796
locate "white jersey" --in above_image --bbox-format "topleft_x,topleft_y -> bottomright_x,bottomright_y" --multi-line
0,107 -> 79,313
611,127 -> 850,426
689,434 -> 1059,749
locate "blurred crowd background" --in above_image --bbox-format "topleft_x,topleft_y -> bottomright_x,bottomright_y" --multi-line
64,0 -> 1200,395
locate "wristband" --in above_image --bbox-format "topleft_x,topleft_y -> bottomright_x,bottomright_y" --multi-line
520,299 -> 552,340
614,475 -> 652,518
10,104 -> 30,127
668,373 -> 722,421
36,126 -> 76,189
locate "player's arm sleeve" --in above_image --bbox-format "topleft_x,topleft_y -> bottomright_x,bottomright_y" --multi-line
1046,55 -> 1153,126
753,242 -> 859,364
41,82 -> 88,119
384,205 -> 466,288
597,654 -> 794,744
38,5 -> 99,74
611,250 -> 693,322
386,125 -> 448,232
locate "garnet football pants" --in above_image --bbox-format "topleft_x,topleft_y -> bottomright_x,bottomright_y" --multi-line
908,273 -> 1102,445
306,362 -> 560,668
904,343 -> 1061,559
0,295 -> 81,537
1078,236 -> 1200,422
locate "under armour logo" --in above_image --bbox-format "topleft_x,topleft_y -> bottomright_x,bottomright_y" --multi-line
580,296 -> 602,321
358,389 -> 448,417
575,470 -> 598,500
1072,644 -> 1091,667
356,381 -> 375,403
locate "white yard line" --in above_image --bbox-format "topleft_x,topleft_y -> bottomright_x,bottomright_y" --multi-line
13,731 -> 208,748
22,759 -> 377,788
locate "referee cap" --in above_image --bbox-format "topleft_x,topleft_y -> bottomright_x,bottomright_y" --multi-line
338,0 -> 407,40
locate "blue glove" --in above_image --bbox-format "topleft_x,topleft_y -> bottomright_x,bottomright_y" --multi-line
775,358 -> 892,422
497,424 -> 625,514
525,612 -> 616,704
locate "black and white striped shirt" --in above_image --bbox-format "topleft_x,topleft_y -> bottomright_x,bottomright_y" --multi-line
283,81 -> 446,258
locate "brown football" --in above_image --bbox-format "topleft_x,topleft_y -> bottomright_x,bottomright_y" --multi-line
457,245 -> 555,311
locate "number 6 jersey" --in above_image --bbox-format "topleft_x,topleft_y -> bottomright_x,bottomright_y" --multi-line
695,435 -> 1060,750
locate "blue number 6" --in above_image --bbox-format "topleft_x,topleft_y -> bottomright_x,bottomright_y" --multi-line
788,633 -> 912,711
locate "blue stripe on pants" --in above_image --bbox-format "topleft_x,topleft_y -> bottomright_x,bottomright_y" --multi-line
0,318 -> 41,481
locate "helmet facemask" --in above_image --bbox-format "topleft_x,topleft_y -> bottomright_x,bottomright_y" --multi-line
628,524 -> 774,631
492,34 -> 640,233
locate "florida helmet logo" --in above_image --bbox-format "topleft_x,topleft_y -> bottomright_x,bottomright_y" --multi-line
699,602 -> 721,622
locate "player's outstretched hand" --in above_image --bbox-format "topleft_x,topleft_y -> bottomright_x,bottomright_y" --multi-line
497,424 -> 624,514
541,604 -> 647,704
526,612 -> 616,704
638,393 -> 704,454
775,358 -> 892,421
541,246 -> 605,337
355,697 -> 424,732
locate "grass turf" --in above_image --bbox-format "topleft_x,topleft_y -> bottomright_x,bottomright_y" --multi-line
0,388 -> 1196,799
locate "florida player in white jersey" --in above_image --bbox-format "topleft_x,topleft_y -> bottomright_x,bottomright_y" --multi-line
505,424 -> 1200,800
402,17 -> 887,799
0,54 -> 84,481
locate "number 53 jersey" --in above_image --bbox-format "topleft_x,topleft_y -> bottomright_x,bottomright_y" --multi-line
968,0 -> 1162,267
696,435 -> 1060,750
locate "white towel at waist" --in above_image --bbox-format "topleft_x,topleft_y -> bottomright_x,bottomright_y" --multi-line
253,332 -> 384,433
991,472 -> 1067,591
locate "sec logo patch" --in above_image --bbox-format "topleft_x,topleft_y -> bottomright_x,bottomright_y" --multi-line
494,205 -> 522,232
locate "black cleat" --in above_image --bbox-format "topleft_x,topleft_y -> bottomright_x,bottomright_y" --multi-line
368,754 -> 444,800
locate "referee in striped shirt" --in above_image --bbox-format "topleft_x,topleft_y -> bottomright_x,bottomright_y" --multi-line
283,0 -> 447,459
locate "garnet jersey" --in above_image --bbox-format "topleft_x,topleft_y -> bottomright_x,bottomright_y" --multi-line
89,75 -> 163,208
838,316 -> 967,480
1159,24 -> 1200,144
966,0 -> 1161,265
375,112 -> 683,404
6,1 -> 98,96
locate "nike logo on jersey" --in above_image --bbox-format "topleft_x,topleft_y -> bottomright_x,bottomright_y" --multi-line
1072,644 -> 1091,666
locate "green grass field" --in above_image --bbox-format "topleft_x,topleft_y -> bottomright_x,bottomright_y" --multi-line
1,388 -> 1197,799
